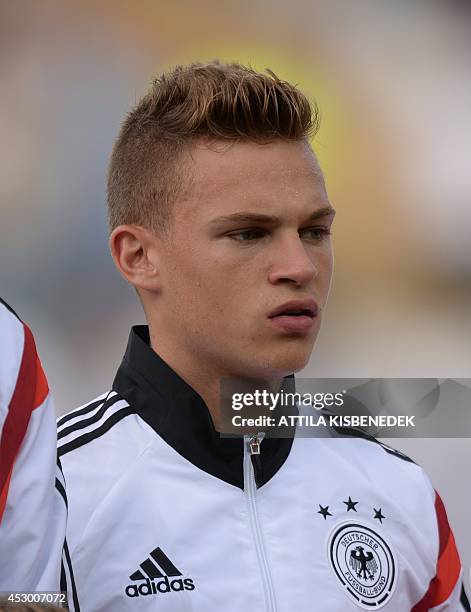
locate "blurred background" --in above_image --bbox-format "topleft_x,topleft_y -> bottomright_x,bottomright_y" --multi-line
1,0 -> 470,589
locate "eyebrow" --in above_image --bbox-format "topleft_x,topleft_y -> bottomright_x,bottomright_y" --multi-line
209,206 -> 336,226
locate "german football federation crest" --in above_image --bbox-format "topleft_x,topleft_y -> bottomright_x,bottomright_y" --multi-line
328,522 -> 397,609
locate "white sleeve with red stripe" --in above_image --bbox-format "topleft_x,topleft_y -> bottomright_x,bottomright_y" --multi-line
0,301 -> 66,591
411,482 -> 470,611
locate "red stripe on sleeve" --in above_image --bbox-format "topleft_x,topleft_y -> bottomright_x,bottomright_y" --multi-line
0,324 -> 38,522
33,353 -> 49,410
0,465 -> 13,521
411,491 -> 461,611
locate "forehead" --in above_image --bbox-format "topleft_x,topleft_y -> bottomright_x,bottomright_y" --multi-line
179,139 -> 328,220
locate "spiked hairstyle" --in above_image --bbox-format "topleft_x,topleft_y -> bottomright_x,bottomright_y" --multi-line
107,61 -> 319,234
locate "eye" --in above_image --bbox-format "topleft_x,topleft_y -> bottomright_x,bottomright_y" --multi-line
228,228 -> 267,242
299,227 -> 332,242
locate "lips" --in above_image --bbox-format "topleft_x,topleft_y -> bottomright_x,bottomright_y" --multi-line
267,299 -> 318,334
268,299 -> 318,319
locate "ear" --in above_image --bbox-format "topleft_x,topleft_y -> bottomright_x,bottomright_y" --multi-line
109,225 -> 161,291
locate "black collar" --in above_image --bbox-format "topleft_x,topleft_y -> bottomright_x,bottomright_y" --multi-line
112,326 -> 294,489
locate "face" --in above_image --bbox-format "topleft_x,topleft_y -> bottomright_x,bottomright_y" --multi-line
150,139 -> 335,380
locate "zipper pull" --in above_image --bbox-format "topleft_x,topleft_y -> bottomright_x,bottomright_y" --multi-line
247,432 -> 264,455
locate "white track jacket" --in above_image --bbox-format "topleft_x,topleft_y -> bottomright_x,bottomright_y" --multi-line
0,298 -> 65,592
58,326 -> 469,611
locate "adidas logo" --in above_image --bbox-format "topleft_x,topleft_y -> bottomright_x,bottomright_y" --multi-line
125,547 -> 195,598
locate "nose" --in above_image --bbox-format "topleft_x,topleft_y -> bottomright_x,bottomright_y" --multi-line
267,234 -> 319,286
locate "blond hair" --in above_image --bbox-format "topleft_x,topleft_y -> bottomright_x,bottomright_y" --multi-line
107,61 -> 319,233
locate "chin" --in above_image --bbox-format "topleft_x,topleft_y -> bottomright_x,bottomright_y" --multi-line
254,347 -> 312,379
274,337 -> 316,373
277,354 -> 311,375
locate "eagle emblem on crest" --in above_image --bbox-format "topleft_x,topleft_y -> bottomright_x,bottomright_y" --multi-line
350,546 -> 378,580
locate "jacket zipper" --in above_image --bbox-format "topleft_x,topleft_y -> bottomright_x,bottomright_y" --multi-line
243,433 -> 277,612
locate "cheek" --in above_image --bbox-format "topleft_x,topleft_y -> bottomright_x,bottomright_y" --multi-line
312,251 -> 334,309
317,249 -> 334,281
166,252 -> 239,319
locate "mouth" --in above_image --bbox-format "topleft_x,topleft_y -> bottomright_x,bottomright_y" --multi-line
268,299 -> 318,320
267,299 -> 319,334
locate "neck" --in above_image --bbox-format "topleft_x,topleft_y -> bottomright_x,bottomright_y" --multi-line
148,327 -> 225,430
148,326 -> 285,432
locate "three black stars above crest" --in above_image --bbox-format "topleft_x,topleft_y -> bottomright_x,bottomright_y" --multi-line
317,497 -> 386,522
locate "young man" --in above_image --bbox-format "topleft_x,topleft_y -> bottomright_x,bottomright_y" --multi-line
0,298 -> 65,593
58,63 -> 469,611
